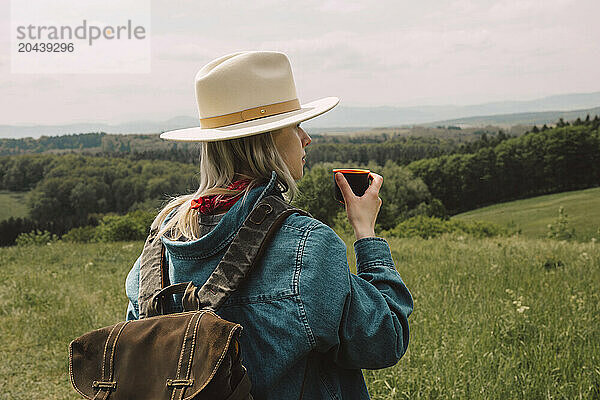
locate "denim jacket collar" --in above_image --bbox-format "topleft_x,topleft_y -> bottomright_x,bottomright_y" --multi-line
162,171 -> 284,260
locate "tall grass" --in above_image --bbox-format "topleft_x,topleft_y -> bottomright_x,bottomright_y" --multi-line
366,236 -> 599,399
0,242 -> 142,399
0,237 -> 598,399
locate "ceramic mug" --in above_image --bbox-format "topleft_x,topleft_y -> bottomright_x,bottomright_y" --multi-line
333,168 -> 373,204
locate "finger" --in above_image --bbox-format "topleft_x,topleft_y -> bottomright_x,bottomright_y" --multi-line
335,173 -> 355,201
366,173 -> 383,194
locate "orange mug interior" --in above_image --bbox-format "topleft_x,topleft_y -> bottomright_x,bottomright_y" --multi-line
333,168 -> 370,174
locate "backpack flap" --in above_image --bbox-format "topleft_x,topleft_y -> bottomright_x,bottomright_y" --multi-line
69,311 -> 245,400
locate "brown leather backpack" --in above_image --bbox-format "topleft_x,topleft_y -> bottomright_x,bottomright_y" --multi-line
69,195 -> 311,400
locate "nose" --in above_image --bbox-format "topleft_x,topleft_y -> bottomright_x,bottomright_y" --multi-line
299,127 -> 311,147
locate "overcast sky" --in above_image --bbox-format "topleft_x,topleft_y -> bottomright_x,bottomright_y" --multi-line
1,0 -> 599,126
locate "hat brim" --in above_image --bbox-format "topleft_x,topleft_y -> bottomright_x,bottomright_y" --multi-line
160,97 -> 339,142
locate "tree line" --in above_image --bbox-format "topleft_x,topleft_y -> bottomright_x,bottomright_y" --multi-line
1,126 -> 511,165
0,130 -> 512,192
0,155 -> 199,244
408,118 -> 600,213
1,116 -> 598,245
0,132 -> 105,156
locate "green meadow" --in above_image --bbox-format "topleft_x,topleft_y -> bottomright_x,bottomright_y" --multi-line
454,187 -> 600,241
1,235 -> 598,399
0,190 -> 29,220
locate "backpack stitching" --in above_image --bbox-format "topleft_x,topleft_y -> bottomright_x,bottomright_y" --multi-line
69,340 -> 92,399
171,314 -> 197,400
101,324 -> 120,381
178,312 -> 203,400
108,322 -> 128,384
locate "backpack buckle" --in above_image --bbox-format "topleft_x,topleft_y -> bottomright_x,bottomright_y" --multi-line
166,379 -> 194,387
92,381 -> 117,390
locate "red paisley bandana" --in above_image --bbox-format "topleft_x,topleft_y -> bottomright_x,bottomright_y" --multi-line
190,179 -> 252,214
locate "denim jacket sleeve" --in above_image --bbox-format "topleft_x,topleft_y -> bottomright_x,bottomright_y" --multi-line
125,255 -> 141,321
299,223 -> 413,369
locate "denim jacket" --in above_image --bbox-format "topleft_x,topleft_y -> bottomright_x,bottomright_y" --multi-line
125,171 -> 413,400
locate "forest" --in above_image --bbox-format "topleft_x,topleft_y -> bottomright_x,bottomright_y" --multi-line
410,120 -> 600,213
1,115 -> 598,246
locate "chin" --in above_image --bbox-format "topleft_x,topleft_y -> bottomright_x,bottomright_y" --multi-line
290,164 -> 303,181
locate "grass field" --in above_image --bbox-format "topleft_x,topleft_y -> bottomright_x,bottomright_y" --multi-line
0,190 -> 29,220
1,235 -> 598,399
454,187 -> 600,241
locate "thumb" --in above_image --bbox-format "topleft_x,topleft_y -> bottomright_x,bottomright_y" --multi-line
366,172 -> 383,195
335,173 -> 354,202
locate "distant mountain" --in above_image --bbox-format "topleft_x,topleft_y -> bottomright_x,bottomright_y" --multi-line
2,92 -> 600,138
0,116 -> 199,139
425,106 -> 600,128
303,92 -> 600,128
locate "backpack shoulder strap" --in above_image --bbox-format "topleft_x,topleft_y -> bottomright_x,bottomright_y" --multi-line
137,227 -> 170,319
186,194 -> 311,311
144,194 -> 312,317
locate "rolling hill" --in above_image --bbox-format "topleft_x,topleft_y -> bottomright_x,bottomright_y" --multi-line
453,187 -> 600,241
426,106 -> 600,128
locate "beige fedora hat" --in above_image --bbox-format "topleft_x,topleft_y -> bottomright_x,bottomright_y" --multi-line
160,51 -> 339,142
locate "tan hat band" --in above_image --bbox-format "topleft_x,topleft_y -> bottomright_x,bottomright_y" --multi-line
200,99 -> 301,129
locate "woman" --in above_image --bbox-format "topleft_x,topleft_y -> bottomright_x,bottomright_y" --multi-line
125,51 -> 413,399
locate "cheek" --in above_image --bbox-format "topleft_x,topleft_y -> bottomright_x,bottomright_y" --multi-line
274,133 -> 298,159
272,129 -> 303,171
280,147 -> 294,164
273,134 -> 288,158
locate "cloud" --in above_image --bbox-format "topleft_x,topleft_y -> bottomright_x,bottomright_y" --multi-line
1,0 -> 599,124
488,0 -> 575,21
313,0 -> 367,13
260,32 -> 374,72
155,40 -> 219,63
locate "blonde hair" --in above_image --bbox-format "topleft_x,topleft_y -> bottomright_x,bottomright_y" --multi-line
152,130 -> 299,240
